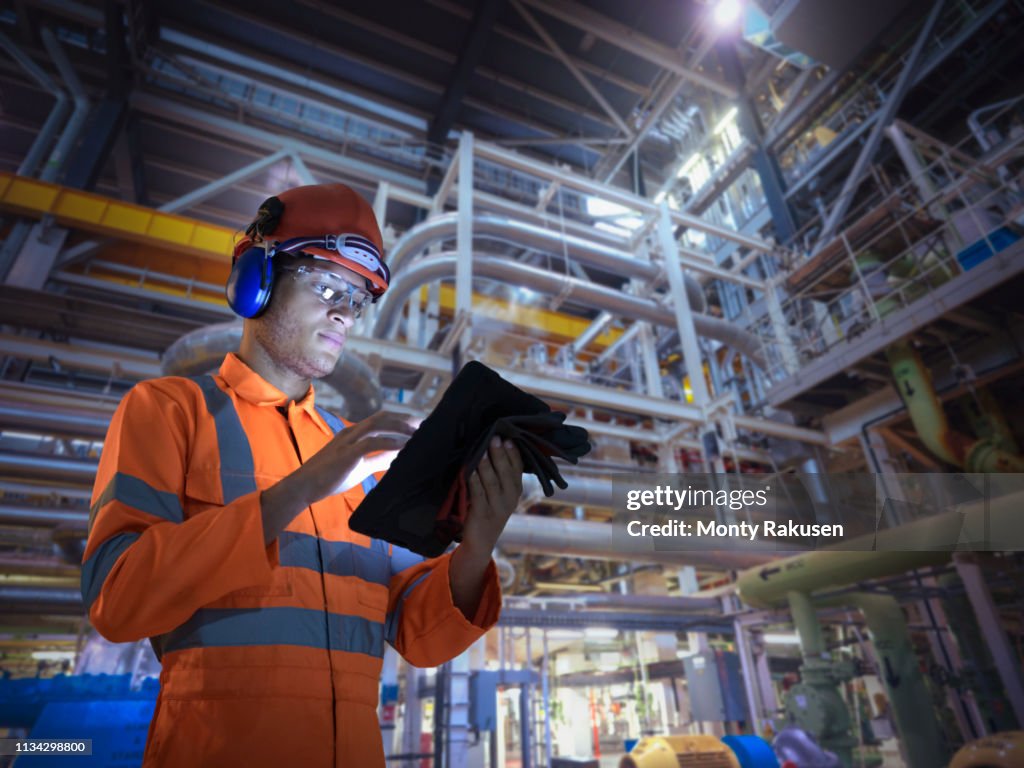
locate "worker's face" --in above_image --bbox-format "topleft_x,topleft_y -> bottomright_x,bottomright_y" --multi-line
252,256 -> 367,379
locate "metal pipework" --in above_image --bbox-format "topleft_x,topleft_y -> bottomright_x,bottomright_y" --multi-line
383,211 -> 710,309
161,321 -> 383,420
0,495 -> 773,569
0,31 -> 70,178
0,585 -> 83,614
371,253 -> 767,368
38,28 -> 90,183
887,340 -> 1024,472
848,592 -> 949,768
0,451 -> 100,487
0,400 -> 111,440
500,512 -> 775,569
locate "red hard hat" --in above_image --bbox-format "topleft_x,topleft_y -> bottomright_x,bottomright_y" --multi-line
234,183 -> 389,297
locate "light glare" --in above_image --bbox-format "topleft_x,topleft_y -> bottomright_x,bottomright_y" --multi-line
713,0 -> 743,27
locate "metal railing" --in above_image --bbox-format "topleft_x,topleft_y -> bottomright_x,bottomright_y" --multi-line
748,101 -> 1024,385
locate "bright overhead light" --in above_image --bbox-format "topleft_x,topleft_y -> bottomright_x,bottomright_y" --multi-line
713,107 -> 739,135
31,651 -> 76,661
762,633 -> 802,645
712,0 -> 743,27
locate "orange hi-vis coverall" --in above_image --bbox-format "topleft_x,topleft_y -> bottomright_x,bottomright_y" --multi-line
81,353 -> 501,767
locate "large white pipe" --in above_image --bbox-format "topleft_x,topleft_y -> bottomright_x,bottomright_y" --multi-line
500,513 -> 775,569
384,212 -> 707,312
372,254 -> 767,368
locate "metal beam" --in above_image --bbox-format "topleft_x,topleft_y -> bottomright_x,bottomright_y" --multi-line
815,0 -> 945,248
429,0 -> 504,147
131,93 -> 429,195
658,203 -> 710,407
767,239 -> 1024,407
717,40 -> 796,243
597,72 -> 687,183
474,140 -> 773,252
517,0 -> 736,98
62,0 -> 130,190
426,0 -> 648,98
157,149 -> 291,213
510,0 -> 630,136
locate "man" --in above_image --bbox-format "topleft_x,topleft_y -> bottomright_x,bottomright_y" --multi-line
81,183 -> 524,767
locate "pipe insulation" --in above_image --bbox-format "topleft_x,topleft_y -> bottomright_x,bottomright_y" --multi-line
736,486 -> 1024,608
0,497 -> 774,569
384,212 -> 706,313
371,253 -> 767,368
887,340 -> 1024,472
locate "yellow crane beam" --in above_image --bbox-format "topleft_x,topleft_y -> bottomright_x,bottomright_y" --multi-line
0,172 -> 623,351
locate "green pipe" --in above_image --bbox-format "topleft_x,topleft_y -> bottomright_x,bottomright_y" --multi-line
961,387 -> 1020,454
886,340 -> 963,466
736,486 -> 1024,609
788,590 -> 826,658
849,592 -> 950,768
886,340 -> 1024,472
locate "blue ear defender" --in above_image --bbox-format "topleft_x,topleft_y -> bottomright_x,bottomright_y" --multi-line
226,242 -> 275,318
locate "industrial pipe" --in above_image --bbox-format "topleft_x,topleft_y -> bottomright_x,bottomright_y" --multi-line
887,340 -> 1024,472
0,31 -> 70,178
0,585 -> 83,614
500,513 -> 775,569
0,450 -> 99,487
38,28 -> 90,183
371,253 -> 767,368
0,491 -> 774,569
0,400 -> 111,440
736,485 -> 1024,608
849,592 -> 949,768
384,213 -> 707,313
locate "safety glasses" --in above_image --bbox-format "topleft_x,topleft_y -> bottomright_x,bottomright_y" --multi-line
279,265 -> 373,318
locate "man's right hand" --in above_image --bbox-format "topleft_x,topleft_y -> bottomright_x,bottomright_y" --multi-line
260,411 -> 416,546
300,410 -> 416,503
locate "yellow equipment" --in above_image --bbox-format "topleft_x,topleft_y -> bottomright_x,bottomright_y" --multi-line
948,731 -> 1024,768
619,735 -> 740,768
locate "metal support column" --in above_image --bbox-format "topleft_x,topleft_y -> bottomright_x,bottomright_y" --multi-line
0,31 -> 68,179
815,0 -> 946,249
638,322 -> 664,399
733,615 -> 763,730
657,203 -> 709,408
455,131 -> 475,364
448,651 -> 473,768
717,41 -> 797,243
764,277 -> 799,377
954,554 -> 1024,728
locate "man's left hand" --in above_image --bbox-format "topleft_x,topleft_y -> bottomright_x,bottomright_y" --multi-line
463,436 -> 524,555
449,437 -> 524,619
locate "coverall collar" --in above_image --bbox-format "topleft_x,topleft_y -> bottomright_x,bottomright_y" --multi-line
218,353 -> 333,435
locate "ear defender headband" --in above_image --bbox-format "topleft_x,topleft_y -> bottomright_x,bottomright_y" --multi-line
225,195 -> 390,319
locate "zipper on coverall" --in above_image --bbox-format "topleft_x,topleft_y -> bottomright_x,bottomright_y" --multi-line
279,405 -> 338,768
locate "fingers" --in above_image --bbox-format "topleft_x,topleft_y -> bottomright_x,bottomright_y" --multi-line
347,411 -> 417,440
362,435 -> 410,454
477,438 -> 523,504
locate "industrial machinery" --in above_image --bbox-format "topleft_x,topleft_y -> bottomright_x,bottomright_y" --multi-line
619,735 -> 740,768
948,731 -> 1024,768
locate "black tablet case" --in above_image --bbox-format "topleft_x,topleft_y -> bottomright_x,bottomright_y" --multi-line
348,361 -> 591,557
